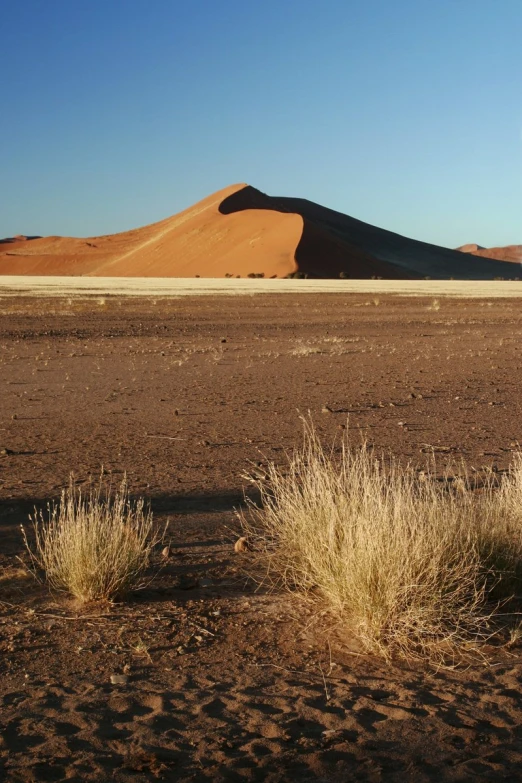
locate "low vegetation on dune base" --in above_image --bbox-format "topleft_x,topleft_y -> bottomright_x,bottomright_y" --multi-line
22,476 -> 161,603
241,422 -> 522,662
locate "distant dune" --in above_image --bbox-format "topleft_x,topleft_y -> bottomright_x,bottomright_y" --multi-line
456,243 -> 522,264
0,235 -> 42,245
1,184 -> 519,279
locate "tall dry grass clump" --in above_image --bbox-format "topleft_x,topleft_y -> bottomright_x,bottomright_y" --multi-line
22,476 -> 161,603
241,423 -> 522,661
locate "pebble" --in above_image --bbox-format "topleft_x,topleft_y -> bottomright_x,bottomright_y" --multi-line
110,674 -> 128,685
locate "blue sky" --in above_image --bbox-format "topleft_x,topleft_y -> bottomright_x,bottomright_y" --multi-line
2,0 -> 521,247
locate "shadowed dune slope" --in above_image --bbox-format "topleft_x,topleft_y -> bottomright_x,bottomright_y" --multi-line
267,194 -> 520,280
1,184 -> 519,279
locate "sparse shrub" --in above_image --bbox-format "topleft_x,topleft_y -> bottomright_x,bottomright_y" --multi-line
22,475 -> 162,603
247,272 -> 265,278
241,422 -> 522,662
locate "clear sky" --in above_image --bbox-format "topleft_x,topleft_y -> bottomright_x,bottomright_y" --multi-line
2,0 -> 521,248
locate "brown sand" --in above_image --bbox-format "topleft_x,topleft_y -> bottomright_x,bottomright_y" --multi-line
1,185 -> 520,280
2,293 -> 522,781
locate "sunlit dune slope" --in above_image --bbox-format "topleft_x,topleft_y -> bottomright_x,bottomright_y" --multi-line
0,185 -> 302,278
1,184 -> 519,279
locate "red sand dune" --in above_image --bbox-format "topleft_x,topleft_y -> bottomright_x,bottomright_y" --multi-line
456,243 -> 522,263
1,184 -> 519,280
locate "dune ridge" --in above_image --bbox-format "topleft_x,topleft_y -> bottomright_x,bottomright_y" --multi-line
1,184 -> 520,279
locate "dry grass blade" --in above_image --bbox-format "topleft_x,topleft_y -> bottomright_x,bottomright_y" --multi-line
21,474 -> 163,603
240,420 -> 522,663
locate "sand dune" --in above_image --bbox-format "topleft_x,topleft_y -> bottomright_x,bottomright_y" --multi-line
457,243 -> 522,263
1,184 -> 519,279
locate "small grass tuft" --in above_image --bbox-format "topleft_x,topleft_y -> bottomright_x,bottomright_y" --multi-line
22,475 -> 162,603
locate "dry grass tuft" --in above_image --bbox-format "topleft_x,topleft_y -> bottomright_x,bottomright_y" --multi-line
241,422 -> 522,662
22,475 -> 162,603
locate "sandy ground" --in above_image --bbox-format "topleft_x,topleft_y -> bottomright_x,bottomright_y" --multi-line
2,293 -> 522,781
2,276 -> 522,298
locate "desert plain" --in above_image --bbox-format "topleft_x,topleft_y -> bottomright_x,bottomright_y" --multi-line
2,285 -> 522,781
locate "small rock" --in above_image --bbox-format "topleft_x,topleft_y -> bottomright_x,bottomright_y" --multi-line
321,405 -> 333,414
220,337 -> 227,343
234,537 -> 250,553
0,448 -> 14,456
174,409 -> 179,416
161,545 -> 171,558
110,674 -> 128,685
